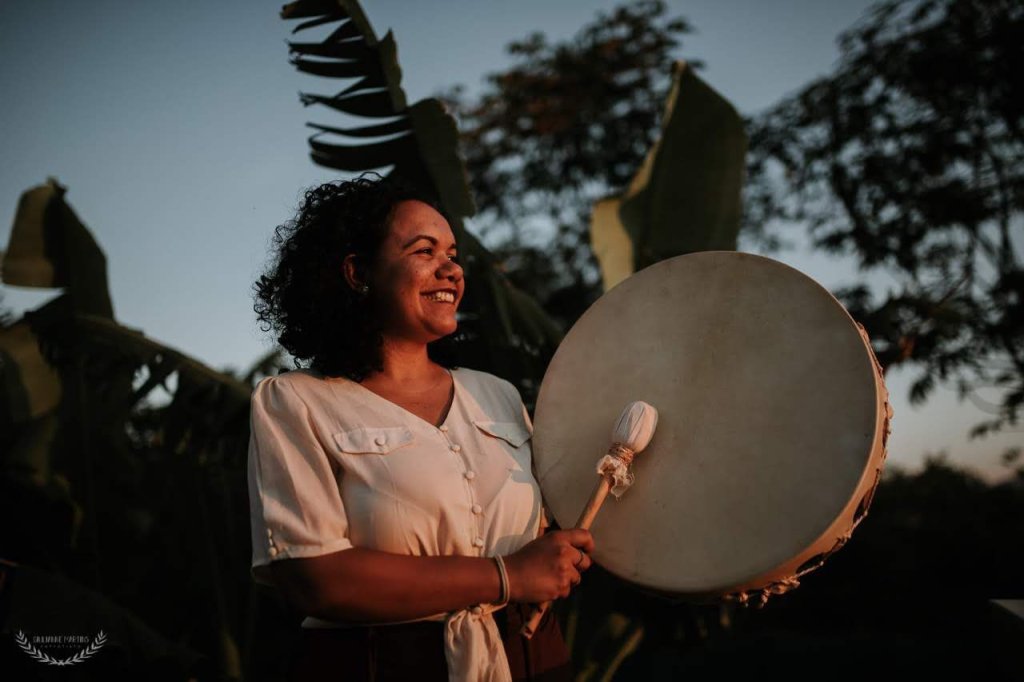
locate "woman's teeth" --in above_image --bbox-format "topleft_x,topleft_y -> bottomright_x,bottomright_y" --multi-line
423,291 -> 455,303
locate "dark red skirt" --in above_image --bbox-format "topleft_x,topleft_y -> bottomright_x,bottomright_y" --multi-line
286,603 -> 571,681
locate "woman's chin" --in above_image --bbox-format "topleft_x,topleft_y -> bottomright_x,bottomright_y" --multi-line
432,322 -> 458,339
417,318 -> 458,343
435,311 -> 459,331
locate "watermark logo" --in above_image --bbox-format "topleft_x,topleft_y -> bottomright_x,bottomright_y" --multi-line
15,630 -> 107,666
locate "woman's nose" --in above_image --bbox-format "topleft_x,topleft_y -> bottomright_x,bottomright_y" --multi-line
438,258 -> 463,281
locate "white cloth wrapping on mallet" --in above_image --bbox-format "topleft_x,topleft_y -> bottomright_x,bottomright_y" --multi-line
596,401 -> 658,498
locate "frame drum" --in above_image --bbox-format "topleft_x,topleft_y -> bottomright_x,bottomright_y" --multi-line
533,252 -> 892,605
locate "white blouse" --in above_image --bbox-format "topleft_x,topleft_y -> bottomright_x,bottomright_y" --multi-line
247,366 -> 546,682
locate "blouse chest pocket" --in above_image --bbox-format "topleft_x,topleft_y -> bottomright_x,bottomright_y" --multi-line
472,420 -> 538,510
472,420 -> 531,448
333,426 -> 416,455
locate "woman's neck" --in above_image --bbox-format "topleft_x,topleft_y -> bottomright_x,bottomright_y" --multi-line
368,336 -> 440,386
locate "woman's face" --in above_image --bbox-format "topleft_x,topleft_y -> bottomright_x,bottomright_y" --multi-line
363,199 -> 464,344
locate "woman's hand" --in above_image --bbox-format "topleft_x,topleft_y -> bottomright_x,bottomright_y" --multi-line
503,529 -> 595,603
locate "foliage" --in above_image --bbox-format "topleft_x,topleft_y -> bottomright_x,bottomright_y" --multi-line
745,0 -> 1024,435
0,181 -> 277,678
444,1 -> 696,323
562,458 -> 1024,678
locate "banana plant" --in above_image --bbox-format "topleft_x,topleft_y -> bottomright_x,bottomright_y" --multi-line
0,180 -> 276,679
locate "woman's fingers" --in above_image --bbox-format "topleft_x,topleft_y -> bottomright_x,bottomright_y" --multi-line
558,528 -> 593,572
561,566 -> 582,596
565,528 -> 595,554
505,527 -> 596,602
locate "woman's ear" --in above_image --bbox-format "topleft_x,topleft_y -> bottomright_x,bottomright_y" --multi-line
342,254 -> 367,292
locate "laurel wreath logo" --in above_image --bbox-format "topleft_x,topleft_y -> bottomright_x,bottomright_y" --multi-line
15,630 -> 107,666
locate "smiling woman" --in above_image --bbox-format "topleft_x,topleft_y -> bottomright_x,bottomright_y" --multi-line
342,198 -> 464,351
253,175 -> 452,382
249,174 -> 589,681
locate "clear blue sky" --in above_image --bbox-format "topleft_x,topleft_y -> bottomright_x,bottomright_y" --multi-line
1,0 -> 1017,480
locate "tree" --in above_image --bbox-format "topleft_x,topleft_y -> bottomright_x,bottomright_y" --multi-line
446,1 -> 696,324
745,0 -> 1024,435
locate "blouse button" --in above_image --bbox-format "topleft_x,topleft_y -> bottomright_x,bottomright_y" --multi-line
473,537 -> 485,548
269,547 -> 279,557
374,436 -> 387,446
471,504 -> 482,515
266,529 -> 273,538
439,425 -> 449,432
464,470 -> 476,481
450,444 -> 462,452
471,605 -> 483,615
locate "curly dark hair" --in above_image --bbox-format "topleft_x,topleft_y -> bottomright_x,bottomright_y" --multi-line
253,174 -> 459,381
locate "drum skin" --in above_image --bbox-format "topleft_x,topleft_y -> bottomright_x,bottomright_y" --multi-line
532,252 -> 891,604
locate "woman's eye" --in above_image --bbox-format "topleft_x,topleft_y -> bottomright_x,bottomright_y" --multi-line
448,254 -> 459,263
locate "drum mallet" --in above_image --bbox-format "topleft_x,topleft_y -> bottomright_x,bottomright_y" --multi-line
521,400 -> 658,638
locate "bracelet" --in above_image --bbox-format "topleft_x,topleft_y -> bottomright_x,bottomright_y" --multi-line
492,555 -> 510,606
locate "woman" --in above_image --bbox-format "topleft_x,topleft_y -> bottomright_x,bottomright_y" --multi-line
249,175 -> 593,681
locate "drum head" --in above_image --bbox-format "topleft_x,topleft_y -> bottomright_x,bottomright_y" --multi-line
533,252 -> 884,596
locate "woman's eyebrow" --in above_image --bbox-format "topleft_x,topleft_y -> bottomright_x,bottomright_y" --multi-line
401,234 -> 457,249
401,232 -> 434,248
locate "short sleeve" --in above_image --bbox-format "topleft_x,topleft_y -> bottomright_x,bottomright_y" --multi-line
248,376 -> 353,586
520,400 -> 534,436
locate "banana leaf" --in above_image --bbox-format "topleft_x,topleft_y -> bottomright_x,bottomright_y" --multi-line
592,61 -> 747,290
2,179 -> 113,319
0,321 -> 62,425
590,196 -> 635,292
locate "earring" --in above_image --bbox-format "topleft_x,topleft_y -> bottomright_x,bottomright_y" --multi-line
358,284 -> 369,294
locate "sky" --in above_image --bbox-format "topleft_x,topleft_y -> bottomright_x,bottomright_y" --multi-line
0,0 -> 1019,481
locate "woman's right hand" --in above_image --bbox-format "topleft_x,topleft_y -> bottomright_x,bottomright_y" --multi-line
502,529 -> 595,603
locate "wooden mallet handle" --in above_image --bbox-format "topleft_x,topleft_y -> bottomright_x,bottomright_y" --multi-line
519,474 -> 614,638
